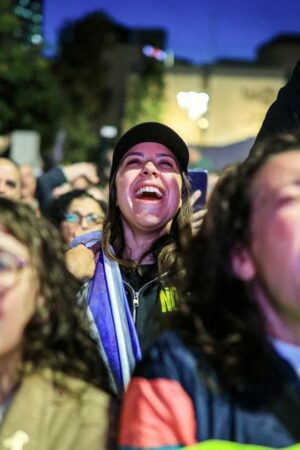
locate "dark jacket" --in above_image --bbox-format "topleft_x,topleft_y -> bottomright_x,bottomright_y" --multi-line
121,265 -> 176,352
250,61 -> 300,155
73,230 -> 178,395
119,330 -> 300,449
36,167 -> 67,213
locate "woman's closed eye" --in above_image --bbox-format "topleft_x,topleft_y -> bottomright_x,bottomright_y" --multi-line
159,159 -> 174,167
158,158 -> 178,170
125,158 -> 141,166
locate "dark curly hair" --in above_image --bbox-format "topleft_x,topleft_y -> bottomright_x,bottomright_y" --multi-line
0,198 -> 109,392
173,133 -> 300,389
102,169 -> 192,277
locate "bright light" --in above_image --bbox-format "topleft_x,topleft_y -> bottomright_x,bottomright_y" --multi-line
176,91 -> 209,120
142,45 -> 167,61
100,125 -> 118,139
31,34 -> 42,44
198,118 -> 209,129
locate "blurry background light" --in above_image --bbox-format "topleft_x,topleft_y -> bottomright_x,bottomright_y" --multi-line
31,34 -> 42,44
176,91 -> 209,120
100,125 -> 118,139
197,117 -> 209,129
142,45 -> 167,61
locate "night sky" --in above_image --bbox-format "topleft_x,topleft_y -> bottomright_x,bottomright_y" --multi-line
44,0 -> 300,64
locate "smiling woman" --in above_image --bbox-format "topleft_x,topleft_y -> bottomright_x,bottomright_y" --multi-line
115,142 -> 183,252
67,122 -> 192,394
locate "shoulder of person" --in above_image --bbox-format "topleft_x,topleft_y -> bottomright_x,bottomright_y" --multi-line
134,330 -> 200,379
1,368 -> 113,450
23,368 -> 109,400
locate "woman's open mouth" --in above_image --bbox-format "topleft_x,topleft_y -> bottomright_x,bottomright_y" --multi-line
135,186 -> 164,200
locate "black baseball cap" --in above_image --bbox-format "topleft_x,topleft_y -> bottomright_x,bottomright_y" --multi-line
109,122 -> 189,181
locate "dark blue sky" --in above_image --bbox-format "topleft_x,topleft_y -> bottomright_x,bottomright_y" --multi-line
44,0 -> 300,64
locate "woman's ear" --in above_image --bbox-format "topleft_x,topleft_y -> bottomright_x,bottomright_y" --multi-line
231,243 -> 256,281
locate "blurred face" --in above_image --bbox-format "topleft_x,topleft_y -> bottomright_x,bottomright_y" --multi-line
20,164 -> 37,200
232,150 -> 300,336
0,229 -> 39,364
115,142 -> 182,237
0,159 -> 21,200
60,196 -> 105,245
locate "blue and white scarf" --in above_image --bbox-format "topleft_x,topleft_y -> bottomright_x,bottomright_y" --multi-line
71,231 -> 142,393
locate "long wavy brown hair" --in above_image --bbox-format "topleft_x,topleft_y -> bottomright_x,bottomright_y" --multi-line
102,169 -> 192,277
173,133 -> 300,389
0,198 -> 109,392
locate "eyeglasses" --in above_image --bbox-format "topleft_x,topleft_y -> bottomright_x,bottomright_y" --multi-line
63,212 -> 103,226
0,251 -> 29,290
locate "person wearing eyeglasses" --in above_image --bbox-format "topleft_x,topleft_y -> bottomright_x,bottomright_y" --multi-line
0,198 -> 113,450
45,189 -> 107,245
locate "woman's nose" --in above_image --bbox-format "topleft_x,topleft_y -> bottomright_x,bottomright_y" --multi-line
142,161 -> 158,176
80,217 -> 89,229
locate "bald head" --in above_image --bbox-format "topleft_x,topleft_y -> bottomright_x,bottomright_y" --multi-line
0,158 -> 21,200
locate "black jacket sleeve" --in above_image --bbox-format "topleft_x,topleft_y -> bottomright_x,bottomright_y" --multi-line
250,61 -> 300,155
36,167 -> 67,214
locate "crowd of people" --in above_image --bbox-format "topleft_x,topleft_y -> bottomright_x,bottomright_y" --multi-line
1,61 -> 300,449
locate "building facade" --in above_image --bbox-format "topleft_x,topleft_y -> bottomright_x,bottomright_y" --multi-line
160,63 -> 285,148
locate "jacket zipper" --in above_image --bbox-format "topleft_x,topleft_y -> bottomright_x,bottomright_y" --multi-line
123,272 -> 168,324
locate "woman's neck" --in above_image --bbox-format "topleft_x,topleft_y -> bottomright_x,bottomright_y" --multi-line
122,227 -> 167,263
122,235 -> 156,263
0,351 -> 21,404
254,284 -> 300,347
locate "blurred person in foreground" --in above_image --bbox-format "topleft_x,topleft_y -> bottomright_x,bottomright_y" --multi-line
46,189 -> 107,246
66,122 -> 194,394
0,158 -> 21,200
119,133 -> 300,448
0,199 -> 113,450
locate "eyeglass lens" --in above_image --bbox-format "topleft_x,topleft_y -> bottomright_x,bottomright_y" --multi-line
64,212 -> 102,225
